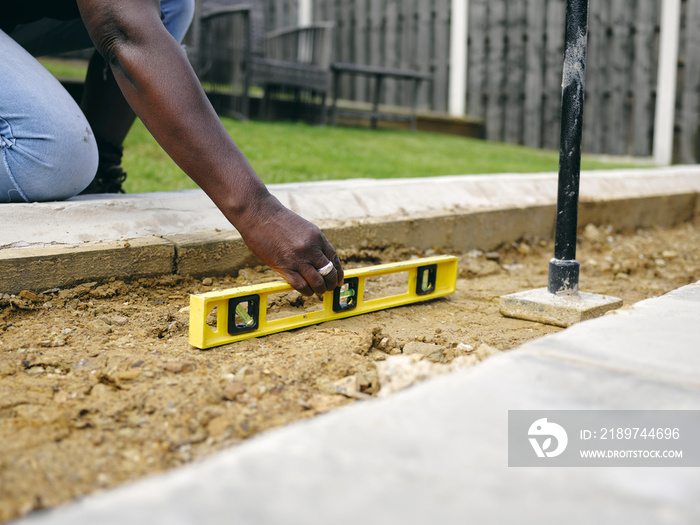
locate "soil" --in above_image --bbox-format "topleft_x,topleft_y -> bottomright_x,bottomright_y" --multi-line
1,220 -> 699,521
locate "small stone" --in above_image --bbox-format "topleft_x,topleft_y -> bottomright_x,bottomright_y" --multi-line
517,242 -> 531,255
73,282 -> 98,297
654,258 -> 667,267
207,416 -> 231,438
116,369 -> 140,381
583,224 -> 607,243
161,361 -> 196,374
234,366 -> 249,382
87,319 -> 113,335
332,375 -> 366,398
376,354 -> 449,397
661,250 -> 678,259
221,373 -> 236,383
179,306 -> 191,314
90,382 -> 113,398
18,290 -> 40,302
202,278 -> 213,286
223,381 -> 246,400
456,343 -> 475,353
111,315 -> 129,326
484,251 -> 500,261
402,341 -> 446,363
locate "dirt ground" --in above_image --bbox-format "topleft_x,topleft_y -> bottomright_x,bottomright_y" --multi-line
1,220 -> 699,521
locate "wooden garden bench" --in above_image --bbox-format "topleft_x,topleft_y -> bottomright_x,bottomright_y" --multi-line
251,22 -> 335,122
329,63 -> 432,131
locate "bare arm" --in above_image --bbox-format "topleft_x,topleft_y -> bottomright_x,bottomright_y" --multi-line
76,0 -> 342,294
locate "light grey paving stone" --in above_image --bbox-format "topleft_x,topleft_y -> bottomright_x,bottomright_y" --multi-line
525,282 -> 700,388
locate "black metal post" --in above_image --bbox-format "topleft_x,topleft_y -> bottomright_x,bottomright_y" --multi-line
548,0 -> 590,295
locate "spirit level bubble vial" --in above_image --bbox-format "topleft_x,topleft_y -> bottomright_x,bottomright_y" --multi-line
189,255 -> 459,349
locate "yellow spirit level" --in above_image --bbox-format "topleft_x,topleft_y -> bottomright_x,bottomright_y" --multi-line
189,255 -> 458,349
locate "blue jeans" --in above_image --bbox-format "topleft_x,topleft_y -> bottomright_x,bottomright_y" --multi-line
0,0 -> 195,203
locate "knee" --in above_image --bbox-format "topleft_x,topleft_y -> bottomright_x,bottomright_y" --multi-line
1,117 -> 98,202
161,0 -> 195,43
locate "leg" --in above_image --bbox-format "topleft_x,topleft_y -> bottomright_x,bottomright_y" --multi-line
409,78 -> 420,132
0,30 -> 98,202
372,74 -> 383,130
331,69 -> 340,126
77,50 -> 135,194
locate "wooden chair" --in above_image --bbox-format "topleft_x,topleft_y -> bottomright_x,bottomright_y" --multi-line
251,22 -> 335,123
191,4 -> 255,121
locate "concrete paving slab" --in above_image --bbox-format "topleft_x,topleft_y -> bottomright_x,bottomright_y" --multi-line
17,282 -> 700,525
499,286 -> 623,327
524,282 -> 700,388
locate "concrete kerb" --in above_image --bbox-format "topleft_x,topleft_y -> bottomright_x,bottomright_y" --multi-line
2,166 -> 700,294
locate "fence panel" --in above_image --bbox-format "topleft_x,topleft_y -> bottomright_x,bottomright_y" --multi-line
485,1 -> 506,141
631,0 -> 657,157
467,0 -> 488,119
523,0 -> 546,148
679,0 -> 700,163
582,0 -> 608,154
431,0 -> 451,112
608,0 -> 633,155
504,0 -> 526,144
415,0 -> 432,108
542,0 -> 565,151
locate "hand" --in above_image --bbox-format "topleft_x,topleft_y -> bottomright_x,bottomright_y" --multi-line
234,193 -> 344,296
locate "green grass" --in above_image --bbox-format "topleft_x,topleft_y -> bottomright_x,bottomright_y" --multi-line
39,58 -> 88,79
122,117 -> 642,193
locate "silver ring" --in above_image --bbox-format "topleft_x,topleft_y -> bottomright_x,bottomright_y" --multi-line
318,261 -> 334,276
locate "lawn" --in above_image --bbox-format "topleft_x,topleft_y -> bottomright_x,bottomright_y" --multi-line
38,57 -> 644,194
123,118 -> 642,193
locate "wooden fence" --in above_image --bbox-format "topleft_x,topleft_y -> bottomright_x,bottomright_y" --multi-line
255,0 -> 700,162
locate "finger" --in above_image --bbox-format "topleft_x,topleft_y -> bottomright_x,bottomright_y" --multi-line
320,240 -> 344,288
280,270 -> 314,297
315,258 -> 339,290
300,263 -> 328,296
331,253 -> 344,286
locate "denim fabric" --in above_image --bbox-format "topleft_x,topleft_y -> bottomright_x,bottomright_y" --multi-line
0,0 -> 195,203
0,30 -> 98,202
